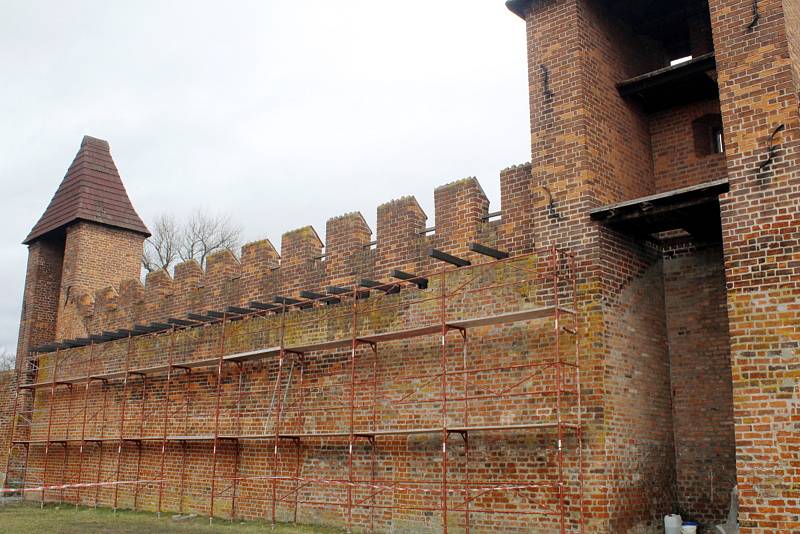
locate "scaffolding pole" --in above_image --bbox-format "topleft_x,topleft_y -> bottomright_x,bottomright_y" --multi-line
293,356 -> 306,525
231,360 -> 244,521
461,328 -> 470,534
112,335 -> 133,512
156,328 -> 175,517
439,267 -> 449,534
209,314 -> 228,523
132,373 -> 147,510
553,246 -> 566,534
571,253 -> 585,534
347,285 -> 358,533
2,353 -> 27,494
271,304 -> 288,527
60,383 -> 75,504
76,342 -> 95,508
40,347 -> 62,507
93,379 -> 109,508
7,247 -> 584,532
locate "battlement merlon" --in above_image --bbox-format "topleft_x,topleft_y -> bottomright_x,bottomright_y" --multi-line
36,158 -> 537,340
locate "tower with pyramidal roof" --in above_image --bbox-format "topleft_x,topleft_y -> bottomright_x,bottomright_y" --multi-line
16,136 -> 149,368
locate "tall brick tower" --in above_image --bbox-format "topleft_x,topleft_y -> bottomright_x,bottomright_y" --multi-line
508,0 -> 800,531
16,136 -> 149,368
708,1 -> 800,531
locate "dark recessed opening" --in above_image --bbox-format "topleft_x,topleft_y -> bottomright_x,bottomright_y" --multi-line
693,113 -> 724,156
604,0 -> 714,71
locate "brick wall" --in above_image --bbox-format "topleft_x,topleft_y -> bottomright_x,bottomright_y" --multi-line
47,177 -> 498,340
0,371 -> 15,488
3,161 -> 589,534
17,252 -> 580,533
432,178 -> 489,260
709,0 -> 800,531
523,0 -> 681,530
784,0 -> 800,93
650,100 -> 729,193
15,234 -> 64,368
498,163 -> 534,253
578,2 -> 658,207
324,212 -> 373,287
57,222 -> 145,341
374,197 -> 426,279
664,241 -> 736,527
598,236 -> 675,534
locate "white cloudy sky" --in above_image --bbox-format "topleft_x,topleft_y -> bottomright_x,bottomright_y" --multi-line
0,1 -> 530,353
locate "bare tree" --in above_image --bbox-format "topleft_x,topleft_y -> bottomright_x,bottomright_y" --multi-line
142,209 -> 242,273
142,214 -> 181,273
179,209 -> 242,268
0,348 -> 15,372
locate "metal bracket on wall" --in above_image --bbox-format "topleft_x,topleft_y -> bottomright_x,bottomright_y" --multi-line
541,185 -> 563,220
541,64 -> 554,98
747,0 -> 760,32
756,123 -> 785,180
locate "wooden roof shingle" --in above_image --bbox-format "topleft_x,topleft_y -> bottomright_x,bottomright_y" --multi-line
24,136 -> 150,244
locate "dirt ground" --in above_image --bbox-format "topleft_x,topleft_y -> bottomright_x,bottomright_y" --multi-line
0,502 -> 343,533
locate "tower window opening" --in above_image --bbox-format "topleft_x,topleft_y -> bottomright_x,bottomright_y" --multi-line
712,126 -> 725,154
693,114 -> 724,156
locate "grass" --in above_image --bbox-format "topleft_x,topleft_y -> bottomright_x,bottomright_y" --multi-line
0,502 -> 344,533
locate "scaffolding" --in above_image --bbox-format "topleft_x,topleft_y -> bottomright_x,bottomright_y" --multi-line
3,246 -> 583,533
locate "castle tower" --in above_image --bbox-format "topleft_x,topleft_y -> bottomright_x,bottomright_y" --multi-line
508,0 -> 800,531
16,136 -> 149,367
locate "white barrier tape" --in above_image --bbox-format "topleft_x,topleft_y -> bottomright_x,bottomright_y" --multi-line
2,475 -> 551,497
1,477 -> 165,494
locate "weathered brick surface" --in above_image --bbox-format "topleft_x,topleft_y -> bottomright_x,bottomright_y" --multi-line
15,235 -> 64,369
664,241 -> 737,526
0,371 -> 15,487
17,255 -> 580,533
324,212 -> 373,287
709,0 -> 800,531
432,178 -> 489,259
600,238 -> 675,534
785,0 -> 800,90
57,222 -> 145,341
3,148 -> 591,534
651,100 -> 729,193
498,163 -> 535,253
60,176 -> 501,338
278,227 -> 324,297
374,197 -> 427,279
522,0 -> 679,530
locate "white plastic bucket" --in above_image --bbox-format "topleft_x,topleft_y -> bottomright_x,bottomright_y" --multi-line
665,514 -> 682,534
681,526 -> 698,534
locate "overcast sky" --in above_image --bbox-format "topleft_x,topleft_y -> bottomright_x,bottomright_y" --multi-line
0,1 -> 530,353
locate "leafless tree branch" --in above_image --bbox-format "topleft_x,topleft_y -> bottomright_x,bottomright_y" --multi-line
142,214 -> 180,272
0,348 -> 15,372
142,209 -> 242,273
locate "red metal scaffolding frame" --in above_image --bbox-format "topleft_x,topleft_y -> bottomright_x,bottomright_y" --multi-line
3,246 -> 584,533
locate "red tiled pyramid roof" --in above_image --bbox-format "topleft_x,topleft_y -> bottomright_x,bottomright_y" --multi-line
24,136 -> 150,244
